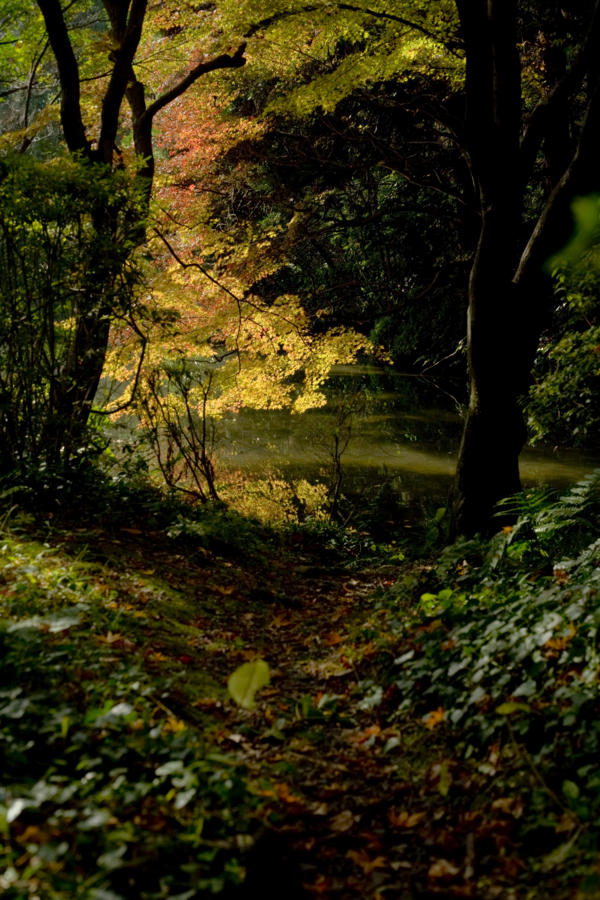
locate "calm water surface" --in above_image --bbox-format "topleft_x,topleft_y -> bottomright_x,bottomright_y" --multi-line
214,365 -> 600,506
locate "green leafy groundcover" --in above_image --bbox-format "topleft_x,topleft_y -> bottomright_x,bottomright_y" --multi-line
0,535 -> 255,899
372,481 -> 600,886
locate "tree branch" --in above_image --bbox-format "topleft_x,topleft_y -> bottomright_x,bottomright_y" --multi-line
97,0 -> 148,165
36,0 -> 89,155
140,44 -> 247,126
520,0 -> 600,182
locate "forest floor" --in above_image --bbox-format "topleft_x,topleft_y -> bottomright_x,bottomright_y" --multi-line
0,510 -> 584,900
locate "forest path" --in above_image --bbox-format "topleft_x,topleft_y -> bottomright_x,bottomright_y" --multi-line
41,522 -> 526,900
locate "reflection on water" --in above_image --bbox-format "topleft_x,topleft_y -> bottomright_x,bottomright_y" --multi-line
215,365 -> 600,505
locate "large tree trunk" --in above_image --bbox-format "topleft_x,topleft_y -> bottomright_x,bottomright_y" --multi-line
452,0 -> 524,535
452,223 -> 529,537
451,0 -> 600,537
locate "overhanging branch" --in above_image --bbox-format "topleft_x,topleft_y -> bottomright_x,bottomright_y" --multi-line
140,44 -> 247,126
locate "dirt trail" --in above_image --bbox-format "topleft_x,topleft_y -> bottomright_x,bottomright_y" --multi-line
49,525 -> 524,900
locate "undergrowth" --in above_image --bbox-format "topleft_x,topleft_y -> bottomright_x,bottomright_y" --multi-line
0,531 -> 259,899
364,471 -> 600,890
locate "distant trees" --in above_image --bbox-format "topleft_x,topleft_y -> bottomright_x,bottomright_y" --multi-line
215,0 -> 600,535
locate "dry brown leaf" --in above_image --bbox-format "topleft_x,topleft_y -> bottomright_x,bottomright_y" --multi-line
311,802 -> 329,816
388,809 -> 426,829
305,658 -> 351,679
428,858 -> 461,879
555,812 -> 578,833
328,809 -> 355,832
16,825 -> 48,844
212,585 -> 235,596
491,797 -> 523,818
193,697 -> 222,709
324,632 -> 345,646
275,782 -> 303,805
346,849 -> 388,874
97,631 -> 122,644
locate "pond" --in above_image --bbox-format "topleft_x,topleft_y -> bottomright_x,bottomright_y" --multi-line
214,364 -> 600,510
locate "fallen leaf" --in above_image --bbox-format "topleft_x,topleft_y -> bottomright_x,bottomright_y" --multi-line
424,706 -> 445,729
491,797 -> 523,818
545,622 -> 577,651
388,809 -> 426,829
328,809 -> 355,832
346,849 -> 388,874
97,631 -> 123,644
275,783 -> 303,805
555,812 -> 578,833
311,802 -> 329,816
212,585 -> 235,596
324,632 -> 345,646
350,725 -> 381,745
228,659 -> 270,710
305,658 -> 351,679
193,697 -> 222,709
428,858 -> 461,879
16,825 -> 48,844
120,528 -> 142,535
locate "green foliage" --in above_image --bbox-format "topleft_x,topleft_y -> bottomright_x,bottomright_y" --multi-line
528,196 -> 600,446
369,473 -> 600,870
528,325 -> 600,445
221,0 -> 461,118
0,154 -> 146,476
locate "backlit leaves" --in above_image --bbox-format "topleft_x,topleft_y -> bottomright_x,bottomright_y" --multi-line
227,658 -> 271,709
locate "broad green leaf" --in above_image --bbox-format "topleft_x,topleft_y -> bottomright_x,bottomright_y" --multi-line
562,779 -> 580,800
495,702 -> 531,715
227,659 -> 270,710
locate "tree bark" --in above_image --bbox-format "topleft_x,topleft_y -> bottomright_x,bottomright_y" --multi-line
452,0 -> 600,537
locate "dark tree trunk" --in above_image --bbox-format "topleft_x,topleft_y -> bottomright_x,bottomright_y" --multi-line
452,0 -> 600,537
